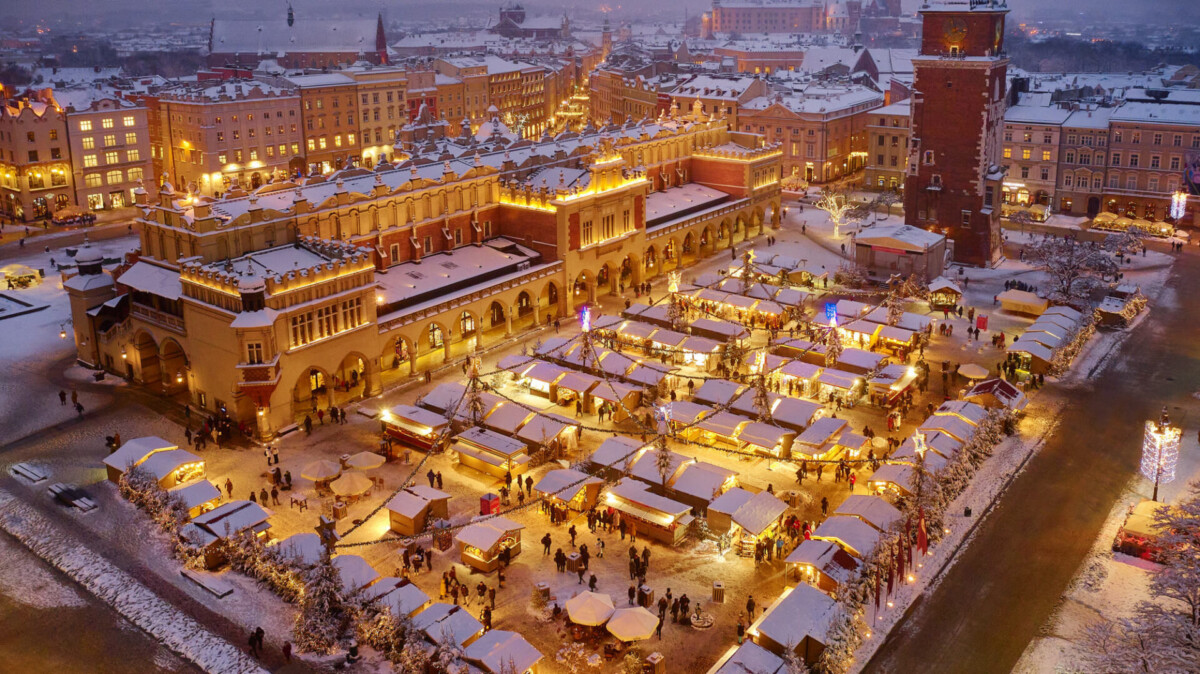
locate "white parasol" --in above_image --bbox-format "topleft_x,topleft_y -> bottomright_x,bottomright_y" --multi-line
346,451 -> 386,470
606,606 -> 659,641
330,472 -> 373,496
957,363 -> 990,380
565,591 -> 615,626
301,460 -> 342,482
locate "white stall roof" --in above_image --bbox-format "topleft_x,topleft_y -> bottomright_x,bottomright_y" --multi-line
784,539 -> 859,586
139,449 -> 202,482
708,486 -> 756,517
833,495 -> 902,532
694,379 -> 747,406
362,578 -> 431,618
386,491 -> 431,519
464,630 -> 543,674
795,417 -> 847,447
272,532 -> 323,567
813,515 -> 882,558
517,412 -> 577,446
662,400 -> 712,425
103,436 -> 178,472
456,516 -> 524,551
919,415 -> 977,443
456,427 -> 528,457
589,436 -> 646,468
732,491 -> 787,536
697,411 -> 750,438
672,463 -> 736,503
869,463 -> 916,493
385,404 -> 449,431
333,554 -> 380,594
534,469 -> 601,502
935,400 -> 987,425
167,480 -> 220,511
414,603 -> 484,648
771,398 -> 823,427
711,641 -> 784,674
738,422 -> 795,449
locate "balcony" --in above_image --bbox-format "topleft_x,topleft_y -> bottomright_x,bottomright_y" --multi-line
131,302 -> 186,335
237,357 -> 281,389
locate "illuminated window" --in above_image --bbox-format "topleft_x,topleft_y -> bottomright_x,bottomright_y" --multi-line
125,132 -> 137,145
82,137 -> 95,150
101,118 -> 114,129
123,116 -> 135,127
318,137 -> 327,150
347,133 -> 355,145
306,139 -> 315,151
218,154 -> 227,164
106,169 -> 123,184
334,135 -> 343,148
128,167 -> 143,182
1021,148 -> 1030,160
83,154 -> 98,167
85,174 -> 102,187
127,149 -> 140,162
1042,150 -> 1051,161
105,151 -> 119,164
79,120 -> 93,131
249,149 -> 257,161
103,134 -> 116,147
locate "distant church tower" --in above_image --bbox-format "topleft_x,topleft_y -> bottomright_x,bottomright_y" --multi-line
601,15 -> 612,58
287,3 -> 295,27
904,0 -> 1010,267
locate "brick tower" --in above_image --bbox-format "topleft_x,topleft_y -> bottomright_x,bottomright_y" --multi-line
904,0 -> 1009,267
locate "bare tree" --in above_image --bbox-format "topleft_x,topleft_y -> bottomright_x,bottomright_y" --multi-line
872,190 -> 902,221
1023,236 -> 1117,304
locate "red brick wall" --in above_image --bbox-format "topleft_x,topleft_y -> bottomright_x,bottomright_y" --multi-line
493,205 -> 558,259
919,11 -> 1006,57
634,195 -> 645,229
692,158 -> 749,198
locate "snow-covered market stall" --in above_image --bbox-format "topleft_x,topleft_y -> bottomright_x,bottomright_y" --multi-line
456,515 -> 524,572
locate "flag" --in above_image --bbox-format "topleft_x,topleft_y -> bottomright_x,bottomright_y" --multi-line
907,533 -> 913,567
886,558 -> 894,597
874,567 -> 881,610
896,538 -> 905,583
918,507 -> 929,556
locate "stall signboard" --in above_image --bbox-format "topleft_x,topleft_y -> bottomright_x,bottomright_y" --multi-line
976,314 -> 988,331
825,303 -> 837,322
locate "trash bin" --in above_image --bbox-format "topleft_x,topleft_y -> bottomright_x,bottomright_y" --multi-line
712,581 -> 725,603
536,581 -> 550,601
639,585 -> 654,607
566,552 -> 581,573
333,501 -> 348,520
480,493 -> 500,515
645,652 -> 665,674
964,506 -> 972,517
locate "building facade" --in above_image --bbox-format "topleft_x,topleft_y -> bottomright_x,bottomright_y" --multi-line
0,89 -> 72,221
1000,104 -> 1070,210
59,93 -> 155,212
153,81 -> 303,197
904,1 -> 1009,267
68,110 -> 782,438
863,100 -> 910,191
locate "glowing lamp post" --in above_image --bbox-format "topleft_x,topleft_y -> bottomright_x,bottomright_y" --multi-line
1170,191 -> 1187,222
1141,408 -> 1180,501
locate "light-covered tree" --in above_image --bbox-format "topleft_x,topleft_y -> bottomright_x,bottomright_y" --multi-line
816,190 -> 868,238
654,437 -> 675,486
823,323 -> 844,369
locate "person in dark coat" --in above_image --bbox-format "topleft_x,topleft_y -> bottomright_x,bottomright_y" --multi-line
427,469 -> 436,488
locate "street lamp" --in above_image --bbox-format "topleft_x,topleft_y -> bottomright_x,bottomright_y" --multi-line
1141,407 -> 1180,501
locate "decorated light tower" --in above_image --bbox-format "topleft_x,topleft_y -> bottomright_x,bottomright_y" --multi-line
1141,407 -> 1180,501
667,270 -> 686,330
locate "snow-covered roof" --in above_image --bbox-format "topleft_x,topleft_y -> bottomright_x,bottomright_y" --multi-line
795,416 -> 847,447
644,184 -> 729,224
738,421 -> 795,449
190,500 -> 271,542
751,583 -> 837,652
868,463 -> 916,493
272,532 -> 324,567
708,486 -> 756,517
385,404 -> 450,431
333,554 -> 380,594
464,630 -> 543,674
919,415 -> 977,443
712,641 -> 785,674
697,411 -> 751,438
64,273 -> 115,292
731,491 -> 787,536
964,378 -> 1029,411
813,515 -> 881,558
629,449 -> 691,485
672,462 -> 737,503
608,478 -> 691,521
1008,339 -> 1055,362
517,412 -> 577,446
854,224 -> 944,253
1111,100 -> 1200,126
210,18 -> 379,56
534,468 -> 601,502
103,435 -> 178,472
139,449 -> 203,482
935,400 -> 987,425
386,491 -> 432,519
694,378 -> 747,406
456,516 -> 524,551
588,435 -> 646,469
833,495 -> 901,532
362,577 -> 431,619
167,480 -> 220,511
114,261 -> 182,300
414,603 -> 484,648
456,426 -> 527,457
928,276 -> 962,294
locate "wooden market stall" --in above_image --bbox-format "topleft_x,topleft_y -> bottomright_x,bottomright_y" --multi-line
456,516 -> 524,572
927,276 -> 962,310
137,448 -> 206,488
362,577 -> 433,619
660,400 -> 713,440
533,468 -> 603,513
414,603 -> 486,649
997,289 -> 1050,316
963,378 -> 1029,413
767,397 -> 824,433
707,642 -> 786,674
585,436 -> 648,481
386,486 -> 452,536
708,489 -> 789,556
451,427 -> 532,479
792,417 -> 848,459
867,363 -> 918,405
382,404 -> 451,452
605,478 -> 694,546
668,461 -> 739,511
738,421 -> 797,459
748,583 -> 837,667
785,539 -> 860,592
586,380 -> 642,422
464,630 -> 544,674
1007,340 -> 1056,376
867,463 -> 916,497
696,411 -> 752,448
103,436 -> 180,484
179,500 -> 272,569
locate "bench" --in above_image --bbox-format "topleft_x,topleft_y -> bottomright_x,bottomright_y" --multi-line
181,569 -> 234,598
290,495 -> 308,512
47,483 -> 98,512
10,462 -> 47,483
